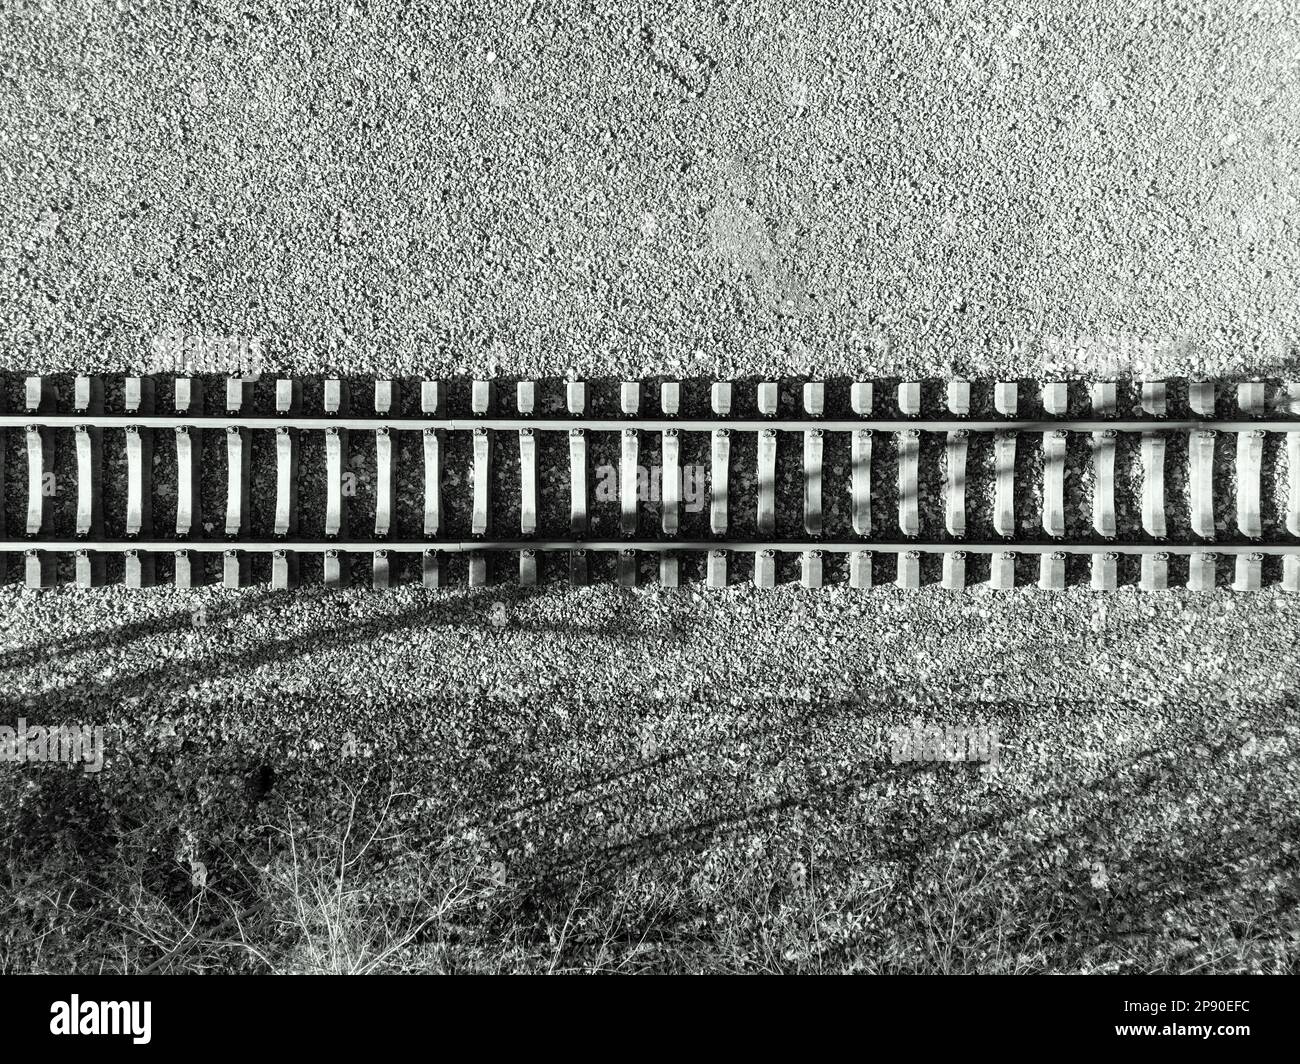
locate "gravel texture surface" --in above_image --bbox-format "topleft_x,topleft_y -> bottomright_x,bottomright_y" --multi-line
2,2 -> 1299,971
2,1 -> 1298,380
3,581 -> 1299,970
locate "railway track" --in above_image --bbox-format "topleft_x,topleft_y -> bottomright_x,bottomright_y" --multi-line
3,375 -> 1299,592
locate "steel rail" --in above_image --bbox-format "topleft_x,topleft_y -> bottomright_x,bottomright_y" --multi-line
6,539 -> 1299,556
0,415 -> 1296,433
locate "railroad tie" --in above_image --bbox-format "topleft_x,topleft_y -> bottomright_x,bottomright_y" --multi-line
1286,382 -> 1300,541
707,548 -> 728,590
1090,551 -> 1119,592
897,428 -> 921,537
991,550 -> 1016,590
1090,382 -> 1117,539
274,379 -> 300,536
944,429 -> 968,537
1040,381 -> 1068,540
1187,551 -> 1217,592
897,381 -> 921,538
756,381 -> 778,535
223,547 -> 250,590
374,546 -> 392,587
467,549 -> 487,590
618,546 -> 637,587
661,381 -> 681,537
323,547 -> 348,589
468,378 -> 490,582
73,376 -> 105,587
659,384 -> 682,585
322,379 -> 349,588
567,380 -> 588,541
942,549 -> 967,590
1190,380 -> 1216,417
24,377 -> 53,545
1233,552 -> 1264,593
849,549 -> 873,589
225,378 -> 252,543
471,379 -> 494,541
374,380 -> 397,538
709,382 -> 731,536
271,378 -> 301,590
271,547 -> 297,592
324,377 -> 348,538
616,379 -> 644,584
660,550 -> 680,588
422,547 -> 442,590
619,381 -> 640,536
803,382 -> 824,536
895,386 -> 922,577
569,546 -> 588,587
1038,550 -> 1066,591
1139,383 -> 1168,541
993,381 -> 1018,538
944,382 -> 969,576
802,548 -> 823,589
896,548 -> 920,590
1190,432 -> 1216,541
850,381 -> 873,537
1139,551 -> 1169,593
1188,380 -> 1218,544
222,381 -> 253,591
993,433 -> 1016,539
422,381 -> 445,543
175,384 -> 203,588
124,376 -> 155,587
1042,429 -> 1067,539
372,382 -> 399,590
517,382 -> 538,538
520,547 -> 539,587
1139,380 -> 1168,543
21,382 -> 56,587
1235,382 -> 1264,539
518,380 -> 538,539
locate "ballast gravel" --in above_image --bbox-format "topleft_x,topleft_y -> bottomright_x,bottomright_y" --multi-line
2,579 -> 1298,969
1,2 -> 1298,380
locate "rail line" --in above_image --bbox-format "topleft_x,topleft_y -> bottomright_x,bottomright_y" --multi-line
4,375 -> 1300,592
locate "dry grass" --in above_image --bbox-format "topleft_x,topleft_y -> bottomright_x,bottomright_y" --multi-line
4,771 -> 1296,975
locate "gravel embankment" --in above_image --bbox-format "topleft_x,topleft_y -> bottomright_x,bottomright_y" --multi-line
1,2 -> 1297,380
2,579 -> 1298,970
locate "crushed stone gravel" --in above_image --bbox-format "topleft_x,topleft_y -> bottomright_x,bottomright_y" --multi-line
1,2 -> 1298,380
